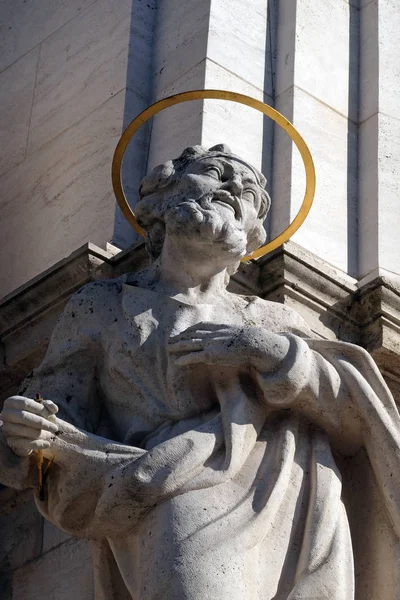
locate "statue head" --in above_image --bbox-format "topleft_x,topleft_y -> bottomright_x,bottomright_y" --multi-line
135,144 -> 271,271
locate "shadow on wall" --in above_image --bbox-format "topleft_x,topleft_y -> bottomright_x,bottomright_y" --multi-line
112,0 -> 158,249
347,3 -> 359,278
262,0 -> 277,242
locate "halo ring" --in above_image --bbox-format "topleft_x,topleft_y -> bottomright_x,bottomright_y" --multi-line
111,89 -> 316,261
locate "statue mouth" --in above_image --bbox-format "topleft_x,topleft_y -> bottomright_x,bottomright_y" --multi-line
211,191 -> 242,221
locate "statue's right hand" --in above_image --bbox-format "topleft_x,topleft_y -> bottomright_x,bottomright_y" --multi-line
0,396 -> 59,457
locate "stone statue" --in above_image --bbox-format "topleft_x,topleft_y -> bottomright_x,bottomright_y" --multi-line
1,144 -> 400,600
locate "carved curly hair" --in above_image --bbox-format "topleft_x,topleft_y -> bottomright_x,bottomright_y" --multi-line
135,144 -> 271,262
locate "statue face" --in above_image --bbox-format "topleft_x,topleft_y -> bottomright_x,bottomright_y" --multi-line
163,155 -> 264,258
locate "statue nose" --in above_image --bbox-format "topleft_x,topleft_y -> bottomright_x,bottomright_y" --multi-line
223,176 -> 243,196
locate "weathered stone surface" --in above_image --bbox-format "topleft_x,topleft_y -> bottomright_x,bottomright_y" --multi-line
259,241 -> 359,342
12,539 -> 93,600
0,243 -> 117,401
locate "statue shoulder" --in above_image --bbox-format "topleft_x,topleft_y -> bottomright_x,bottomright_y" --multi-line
62,276 -> 127,325
239,295 -> 313,337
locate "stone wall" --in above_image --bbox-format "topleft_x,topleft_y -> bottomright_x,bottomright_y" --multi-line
0,0 -> 156,298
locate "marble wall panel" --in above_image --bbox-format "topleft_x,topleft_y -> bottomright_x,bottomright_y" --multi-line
273,86 -> 357,274
0,47 -> 39,176
149,0 -> 274,182
0,0 -> 98,73
376,113 -> 400,274
276,0 -> 358,121
358,113 -> 379,277
153,0 -> 210,93
358,0 -> 400,278
377,0 -> 400,120
0,90 -> 137,298
360,0 -> 378,123
12,539 -> 93,600
27,0 -> 155,154
208,0 -> 271,95
148,65 -> 273,174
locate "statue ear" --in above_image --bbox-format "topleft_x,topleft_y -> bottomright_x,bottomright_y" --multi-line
209,143 -> 232,154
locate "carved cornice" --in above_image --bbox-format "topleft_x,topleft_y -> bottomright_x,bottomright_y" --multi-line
0,243 -> 120,399
354,275 -> 400,378
258,241 -> 359,342
258,242 -> 400,395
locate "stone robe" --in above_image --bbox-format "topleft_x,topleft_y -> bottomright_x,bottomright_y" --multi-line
1,275 -> 400,600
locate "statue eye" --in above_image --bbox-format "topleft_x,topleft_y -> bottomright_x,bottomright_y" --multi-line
242,188 -> 260,210
205,167 -> 222,180
242,188 -> 256,201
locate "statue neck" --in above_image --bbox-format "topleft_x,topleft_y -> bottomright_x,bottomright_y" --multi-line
155,236 -> 230,300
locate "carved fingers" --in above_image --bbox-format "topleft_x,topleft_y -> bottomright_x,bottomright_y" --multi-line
169,323 -> 252,367
0,396 -> 59,457
169,323 -> 290,370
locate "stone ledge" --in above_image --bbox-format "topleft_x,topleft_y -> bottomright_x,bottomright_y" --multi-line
259,241 -> 359,342
259,242 -> 400,399
0,243 -> 119,400
355,275 -> 400,378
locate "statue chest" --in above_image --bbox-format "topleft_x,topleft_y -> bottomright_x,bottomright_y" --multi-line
97,289 -> 271,436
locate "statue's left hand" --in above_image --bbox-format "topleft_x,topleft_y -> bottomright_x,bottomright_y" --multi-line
168,323 -> 290,369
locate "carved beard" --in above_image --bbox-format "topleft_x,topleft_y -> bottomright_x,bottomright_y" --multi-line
163,192 -> 248,257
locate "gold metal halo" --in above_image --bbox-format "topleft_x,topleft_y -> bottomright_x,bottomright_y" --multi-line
112,89 -> 316,261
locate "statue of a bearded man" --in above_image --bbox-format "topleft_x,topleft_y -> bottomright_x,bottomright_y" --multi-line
1,144 -> 400,600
